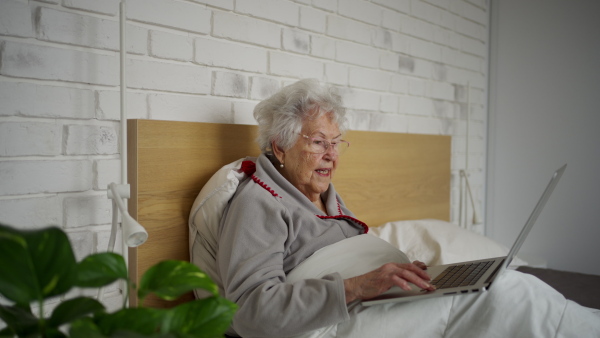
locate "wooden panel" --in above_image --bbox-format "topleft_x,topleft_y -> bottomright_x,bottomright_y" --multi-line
128,120 -> 260,307
334,130 -> 450,226
128,119 -> 450,308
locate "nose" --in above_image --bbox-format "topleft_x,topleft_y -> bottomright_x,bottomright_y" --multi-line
322,146 -> 338,160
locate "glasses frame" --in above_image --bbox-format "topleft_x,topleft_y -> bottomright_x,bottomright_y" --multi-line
299,133 -> 350,155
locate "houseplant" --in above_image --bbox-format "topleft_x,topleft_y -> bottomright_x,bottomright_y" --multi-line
0,223 -> 236,337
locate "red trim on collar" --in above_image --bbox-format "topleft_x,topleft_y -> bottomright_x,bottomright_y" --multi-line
316,215 -> 369,234
336,201 -> 343,215
241,160 -> 256,176
251,175 -> 281,198
243,160 -> 280,198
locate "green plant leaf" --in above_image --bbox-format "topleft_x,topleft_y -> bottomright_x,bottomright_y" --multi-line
76,252 -> 128,288
69,317 -> 107,338
161,297 -> 237,338
0,303 -> 39,337
93,307 -> 164,336
0,327 -> 16,337
0,224 -> 42,305
0,224 -> 77,306
1,224 -> 236,338
48,296 -> 105,328
41,327 -> 68,338
24,227 -> 78,298
138,260 -> 218,302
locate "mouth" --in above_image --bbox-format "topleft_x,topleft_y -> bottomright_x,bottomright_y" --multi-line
315,168 -> 331,176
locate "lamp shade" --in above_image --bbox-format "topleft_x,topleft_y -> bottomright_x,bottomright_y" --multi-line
122,213 -> 148,247
109,183 -> 148,247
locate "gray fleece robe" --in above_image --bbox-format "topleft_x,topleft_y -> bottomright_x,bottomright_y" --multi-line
216,154 -> 369,338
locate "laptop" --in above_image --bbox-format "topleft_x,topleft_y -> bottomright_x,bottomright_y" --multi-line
362,164 -> 567,306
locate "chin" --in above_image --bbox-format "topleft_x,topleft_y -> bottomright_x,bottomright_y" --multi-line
317,183 -> 330,193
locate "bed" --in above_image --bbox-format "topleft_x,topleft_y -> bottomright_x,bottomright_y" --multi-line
126,119 -> 600,324
126,119 -> 452,307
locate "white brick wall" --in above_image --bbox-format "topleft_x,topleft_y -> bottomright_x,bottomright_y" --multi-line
63,0 -> 120,16
0,0 -> 489,310
195,37 -> 267,73
96,90 -> 148,120
127,59 -> 210,94
36,7 -> 120,51
0,196 -> 62,228
0,122 -> 61,156
236,0 -> 300,26
213,11 -> 280,48
0,160 -> 92,195
127,0 -> 210,34
148,93 -> 232,122
150,30 -> 194,62
1,41 -> 118,85
0,0 -> 35,38
64,124 -> 119,155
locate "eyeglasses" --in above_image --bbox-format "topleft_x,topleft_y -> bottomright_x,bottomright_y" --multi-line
299,134 -> 350,155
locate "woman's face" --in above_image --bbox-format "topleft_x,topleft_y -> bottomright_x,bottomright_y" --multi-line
276,113 -> 341,203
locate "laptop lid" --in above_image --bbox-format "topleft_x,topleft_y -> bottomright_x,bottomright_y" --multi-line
496,164 -> 567,275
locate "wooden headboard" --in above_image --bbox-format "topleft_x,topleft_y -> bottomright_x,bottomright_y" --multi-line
127,119 -> 451,307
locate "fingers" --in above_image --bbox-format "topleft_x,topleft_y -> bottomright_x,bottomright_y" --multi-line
344,262 -> 435,302
412,260 -> 428,270
390,264 -> 435,291
402,263 -> 431,281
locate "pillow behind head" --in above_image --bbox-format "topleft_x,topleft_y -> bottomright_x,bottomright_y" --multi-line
370,219 -> 528,267
188,157 -> 256,297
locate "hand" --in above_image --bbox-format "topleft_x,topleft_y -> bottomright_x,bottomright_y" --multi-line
343,262 -> 435,304
412,260 -> 428,270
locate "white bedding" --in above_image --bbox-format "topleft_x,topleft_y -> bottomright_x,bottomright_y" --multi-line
287,235 -> 600,338
190,160 -> 600,336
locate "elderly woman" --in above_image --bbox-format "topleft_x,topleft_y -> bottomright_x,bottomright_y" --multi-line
215,79 -> 600,338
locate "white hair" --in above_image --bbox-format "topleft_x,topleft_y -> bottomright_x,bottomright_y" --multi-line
253,79 -> 347,154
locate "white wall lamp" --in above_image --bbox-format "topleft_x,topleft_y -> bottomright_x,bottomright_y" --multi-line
97,183 -> 147,301
104,0 -> 148,252
107,183 -> 148,248
97,0 -> 148,301
459,169 -> 483,228
458,82 -> 483,231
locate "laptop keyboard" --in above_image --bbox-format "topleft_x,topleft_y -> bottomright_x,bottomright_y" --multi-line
431,261 -> 494,289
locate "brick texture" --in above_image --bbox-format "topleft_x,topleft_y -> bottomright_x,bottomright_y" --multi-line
0,122 -> 61,156
36,7 -> 119,51
0,41 -> 118,85
0,160 -> 92,196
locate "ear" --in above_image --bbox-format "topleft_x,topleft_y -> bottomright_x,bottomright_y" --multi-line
271,141 -> 285,165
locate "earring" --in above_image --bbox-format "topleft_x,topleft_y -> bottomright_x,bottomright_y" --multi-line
280,163 -> 284,168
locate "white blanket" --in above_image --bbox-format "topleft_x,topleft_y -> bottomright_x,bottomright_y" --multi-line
287,235 -> 600,338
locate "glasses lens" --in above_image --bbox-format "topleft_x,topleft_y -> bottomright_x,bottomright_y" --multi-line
304,135 -> 349,155
308,137 -> 328,153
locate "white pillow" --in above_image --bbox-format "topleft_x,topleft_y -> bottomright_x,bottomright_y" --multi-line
188,157 -> 256,297
287,235 -> 411,283
369,219 -> 528,267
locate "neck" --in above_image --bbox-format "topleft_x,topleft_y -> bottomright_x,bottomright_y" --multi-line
313,197 -> 328,215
